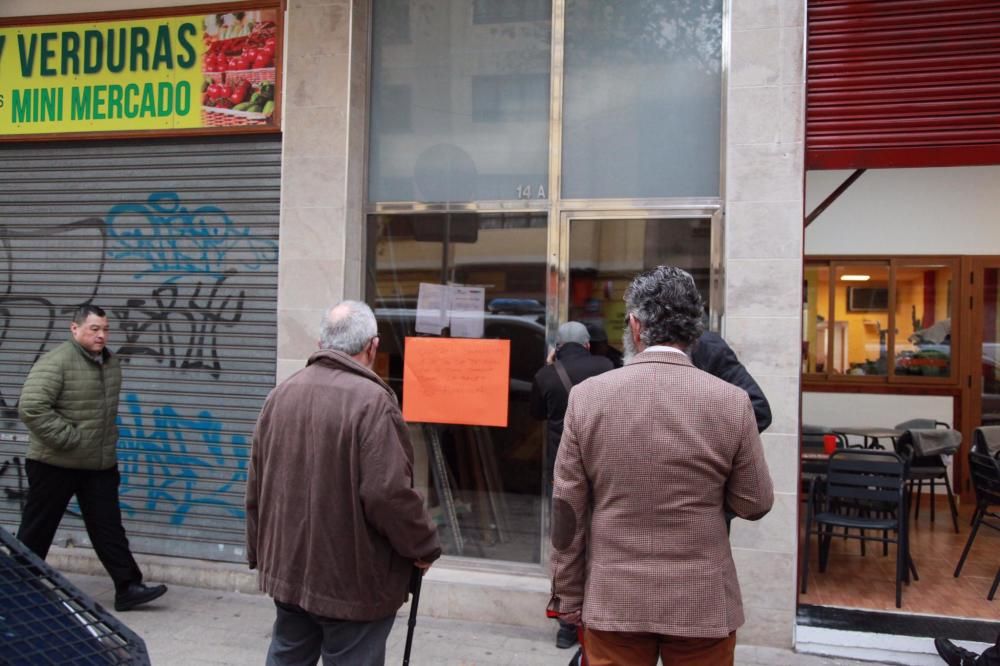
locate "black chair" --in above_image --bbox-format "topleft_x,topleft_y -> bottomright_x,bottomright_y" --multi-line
801,449 -> 917,608
895,418 -> 949,431
974,426 -> 1000,458
893,425 -> 960,533
953,450 -> 1000,601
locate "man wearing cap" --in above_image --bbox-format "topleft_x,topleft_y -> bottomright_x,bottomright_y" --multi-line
531,320 -> 613,649
583,322 -> 624,369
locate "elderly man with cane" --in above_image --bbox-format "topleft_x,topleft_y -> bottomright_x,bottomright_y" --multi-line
247,300 -> 440,665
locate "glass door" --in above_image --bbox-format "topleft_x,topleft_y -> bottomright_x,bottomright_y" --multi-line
557,212 -> 720,343
536,210 -> 720,556
974,263 -> 1000,428
960,259 -> 1000,497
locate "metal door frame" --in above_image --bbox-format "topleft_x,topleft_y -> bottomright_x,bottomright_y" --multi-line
539,205 -> 724,563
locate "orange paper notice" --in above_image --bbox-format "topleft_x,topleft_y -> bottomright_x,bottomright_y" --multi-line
402,337 -> 510,427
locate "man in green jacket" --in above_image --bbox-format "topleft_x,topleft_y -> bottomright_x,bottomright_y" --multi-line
17,304 -> 167,611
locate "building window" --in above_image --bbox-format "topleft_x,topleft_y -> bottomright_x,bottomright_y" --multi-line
373,84 -> 412,133
472,74 -> 550,123
803,257 -> 958,384
473,0 -> 550,24
561,0 -> 723,198
369,0 -> 551,203
365,213 -> 548,563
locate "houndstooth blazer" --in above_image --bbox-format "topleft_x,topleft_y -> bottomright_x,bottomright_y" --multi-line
549,349 -> 774,639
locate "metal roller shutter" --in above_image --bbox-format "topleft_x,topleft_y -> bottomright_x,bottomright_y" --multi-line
0,136 -> 280,563
807,0 -> 1000,169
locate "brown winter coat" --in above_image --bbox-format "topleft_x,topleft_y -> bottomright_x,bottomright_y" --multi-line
245,349 -> 440,621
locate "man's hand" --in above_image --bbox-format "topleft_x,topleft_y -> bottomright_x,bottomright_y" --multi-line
558,610 -> 581,625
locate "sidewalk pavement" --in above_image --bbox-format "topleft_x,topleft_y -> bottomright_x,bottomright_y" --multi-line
65,573 -> 883,665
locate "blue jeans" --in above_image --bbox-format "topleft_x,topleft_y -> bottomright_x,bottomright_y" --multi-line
266,601 -> 395,666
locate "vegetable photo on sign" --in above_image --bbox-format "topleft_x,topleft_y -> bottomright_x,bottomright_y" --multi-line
201,9 -> 278,127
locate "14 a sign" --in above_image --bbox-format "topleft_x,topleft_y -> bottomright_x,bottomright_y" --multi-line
0,7 -> 280,137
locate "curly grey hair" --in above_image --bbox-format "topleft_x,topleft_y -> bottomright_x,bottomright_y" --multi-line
624,266 -> 704,348
319,300 -> 378,355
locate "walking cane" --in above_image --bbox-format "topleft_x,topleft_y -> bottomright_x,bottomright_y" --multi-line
402,566 -> 423,666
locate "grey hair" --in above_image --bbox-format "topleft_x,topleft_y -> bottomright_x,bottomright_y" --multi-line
624,266 -> 704,347
556,321 -> 590,346
319,300 -> 378,355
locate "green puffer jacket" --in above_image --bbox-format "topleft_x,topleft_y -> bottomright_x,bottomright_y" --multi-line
18,339 -> 122,470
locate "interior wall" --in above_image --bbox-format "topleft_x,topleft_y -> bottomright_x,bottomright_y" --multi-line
806,166 -> 1000,255
802,392 -> 953,432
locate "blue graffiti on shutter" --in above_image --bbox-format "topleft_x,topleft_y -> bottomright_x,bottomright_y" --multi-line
104,191 -> 277,282
116,394 -> 248,526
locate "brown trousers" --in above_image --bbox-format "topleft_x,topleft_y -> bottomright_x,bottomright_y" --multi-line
584,627 -> 736,666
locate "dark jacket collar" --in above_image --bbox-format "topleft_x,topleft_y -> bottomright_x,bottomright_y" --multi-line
306,349 -> 396,399
555,343 -> 591,362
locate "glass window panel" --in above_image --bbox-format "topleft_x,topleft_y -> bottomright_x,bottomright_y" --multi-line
832,263 -> 890,377
562,0 -> 723,199
568,217 -> 711,364
473,0 -> 550,24
802,264 -> 830,374
367,213 -> 547,562
369,1 -> 551,203
894,263 -> 952,378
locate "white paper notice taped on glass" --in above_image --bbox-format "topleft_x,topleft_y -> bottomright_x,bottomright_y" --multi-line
415,283 -> 449,335
448,285 -> 485,338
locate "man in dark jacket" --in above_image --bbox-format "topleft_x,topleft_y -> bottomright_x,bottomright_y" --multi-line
246,300 -> 440,666
17,304 -> 167,611
690,331 -> 772,434
587,323 -> 771,434
530,321 -> 613,649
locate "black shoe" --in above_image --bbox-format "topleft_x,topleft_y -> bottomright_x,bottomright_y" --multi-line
556,623 -> 578,649
935,638 -> 980,666
114,583 -> 168,611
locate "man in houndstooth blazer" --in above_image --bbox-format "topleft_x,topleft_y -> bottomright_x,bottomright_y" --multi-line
549,266 -> 774,666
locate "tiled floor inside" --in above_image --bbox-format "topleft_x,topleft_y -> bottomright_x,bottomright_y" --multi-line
799,496 -> 999,619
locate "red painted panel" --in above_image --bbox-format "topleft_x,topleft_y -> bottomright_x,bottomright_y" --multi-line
807,0 -> 1000,169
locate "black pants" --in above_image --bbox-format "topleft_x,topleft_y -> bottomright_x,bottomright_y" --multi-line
17,459 -> 142,593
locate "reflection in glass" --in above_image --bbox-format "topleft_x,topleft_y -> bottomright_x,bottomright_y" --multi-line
894,264 -> 952,378
568,217 -> 711,366
369,1 -> 552,203
802,264 -> 831,374
832,264 -> 890,376
562,0 -> 723,198
366,213 -> 547,562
